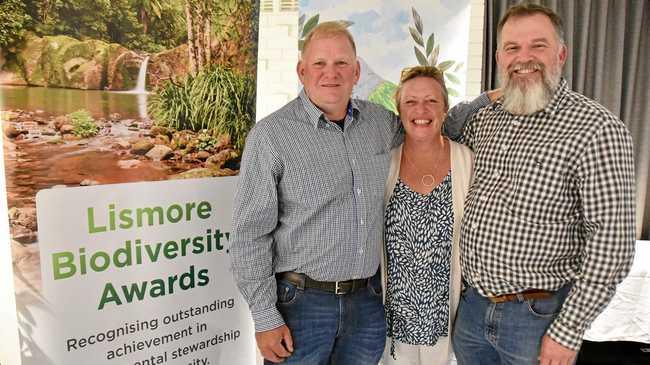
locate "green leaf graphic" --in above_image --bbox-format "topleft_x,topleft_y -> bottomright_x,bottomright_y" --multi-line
412,7 -> 423,35
426,33 -> 434,55
414,47 -> 428,66
409,26 -> 424,47
302,14 -> 320,37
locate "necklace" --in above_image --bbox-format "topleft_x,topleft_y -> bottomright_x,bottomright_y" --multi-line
402,140 -> 446,189
402,150 -> 437,187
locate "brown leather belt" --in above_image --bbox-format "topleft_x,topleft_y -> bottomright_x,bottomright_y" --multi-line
276,271 -> 369,295
488,289 -> 553,303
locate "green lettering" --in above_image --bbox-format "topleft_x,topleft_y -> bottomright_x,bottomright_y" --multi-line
90,251 -> 110,272
52,251 -> 76,280
145,242 -> 162,263
113,241 -> 132,268
87,207 -> 106,234
166,204 -> 183,223
185,202 -> 196,221
136,207 -> 164,227
149,279 -> 166,297
197,201 -> 211,219
164,240 -> 179,259
98,283 -> 122,310
121,281 -> 148,303
119,208 -> 133,229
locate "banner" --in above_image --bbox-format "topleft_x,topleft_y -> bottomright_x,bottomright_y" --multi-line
1,1 -> 260,364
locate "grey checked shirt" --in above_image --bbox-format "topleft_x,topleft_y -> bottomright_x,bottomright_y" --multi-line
231,89 -> 488,331
456,79 -> 636,350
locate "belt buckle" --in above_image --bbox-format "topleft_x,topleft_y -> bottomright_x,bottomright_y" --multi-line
335,281 -> 344,295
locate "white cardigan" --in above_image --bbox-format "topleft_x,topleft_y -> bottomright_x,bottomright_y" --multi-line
380,141 -> 474,364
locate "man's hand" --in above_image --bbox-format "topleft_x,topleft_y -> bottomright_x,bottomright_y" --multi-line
539,335 -> 577,365
487,88 -> 502,102
256,325 -> 294,363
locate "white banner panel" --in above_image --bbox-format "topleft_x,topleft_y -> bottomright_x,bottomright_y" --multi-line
28,177 -> 255,365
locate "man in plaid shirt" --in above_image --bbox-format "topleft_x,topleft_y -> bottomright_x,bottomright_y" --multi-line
450,4 -> 636,365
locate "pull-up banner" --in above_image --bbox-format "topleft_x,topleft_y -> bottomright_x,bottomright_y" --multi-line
0,1 -> 260,364
34,178 -> 255,365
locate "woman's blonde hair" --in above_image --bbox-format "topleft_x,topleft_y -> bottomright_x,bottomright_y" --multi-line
394,66 -> 449,114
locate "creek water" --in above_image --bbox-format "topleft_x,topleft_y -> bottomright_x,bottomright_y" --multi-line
1,85 -> 170,210
0,85 -> 148,119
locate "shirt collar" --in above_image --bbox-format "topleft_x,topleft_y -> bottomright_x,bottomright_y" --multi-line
493,77 -> 570,117
299,88 -> 359,129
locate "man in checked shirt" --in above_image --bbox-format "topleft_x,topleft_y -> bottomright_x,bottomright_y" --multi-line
449,4 -> 636,365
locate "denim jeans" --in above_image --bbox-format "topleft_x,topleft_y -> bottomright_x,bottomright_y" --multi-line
452,284 -> 571,365
264,273 -> 386,365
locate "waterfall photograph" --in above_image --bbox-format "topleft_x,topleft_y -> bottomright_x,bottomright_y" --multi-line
0,0 -> 259,316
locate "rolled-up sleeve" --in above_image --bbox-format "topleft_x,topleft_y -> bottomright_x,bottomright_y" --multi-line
443,92 -> 490,141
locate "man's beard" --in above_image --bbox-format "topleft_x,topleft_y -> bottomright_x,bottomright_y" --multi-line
499,61 -> 561,115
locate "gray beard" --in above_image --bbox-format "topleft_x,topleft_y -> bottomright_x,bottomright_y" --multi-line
499,64 -> 561,115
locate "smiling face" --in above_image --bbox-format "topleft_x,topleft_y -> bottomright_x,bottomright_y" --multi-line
297,34 -> 360,120
398,76 -> 448,141
497,13 -> 567,114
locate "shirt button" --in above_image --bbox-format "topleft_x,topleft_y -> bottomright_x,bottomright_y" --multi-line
356,188 -> 362,195
471,221 -> 479,231
360,219 -> 364,226
500,144 -> 508,152
479,195 -> 488,202
512,119 -> 521,126
492,170 -> 501,178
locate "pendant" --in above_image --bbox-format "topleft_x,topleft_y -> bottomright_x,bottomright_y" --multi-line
421,174 -> 435,187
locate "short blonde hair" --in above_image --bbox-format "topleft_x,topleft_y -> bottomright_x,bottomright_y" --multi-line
302,21 -> 357,56
394,66 -> 449,114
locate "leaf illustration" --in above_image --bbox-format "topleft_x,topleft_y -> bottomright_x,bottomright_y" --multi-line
437,60 -> 455,72
414,47 -> 428,66
412,7 -> 423,35
454,62 -> 464,72
409,26 -> 424,47
446,73 -> 461,85
299,14 -> 306,28
302,14 -> 320,38
448,88 -> 460,97
298,39 -> 305,51
426,33 -> 435,55
429,44 -> 440,65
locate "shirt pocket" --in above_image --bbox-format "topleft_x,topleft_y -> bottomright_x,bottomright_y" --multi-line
282,154 -> 352,209
501,151 -> 578,225
361,151 -> 391,202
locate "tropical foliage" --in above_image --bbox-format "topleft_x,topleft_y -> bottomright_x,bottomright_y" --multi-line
69,109 -> 99,138
148,66 -> 256,150
0,0 -> 30,49
12,0 -> 185,52
409,7 -> 464,97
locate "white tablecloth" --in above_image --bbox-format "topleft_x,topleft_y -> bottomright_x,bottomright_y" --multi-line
584,240 -> 650,344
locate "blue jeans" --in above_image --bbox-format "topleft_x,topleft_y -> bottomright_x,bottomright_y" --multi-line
452,284 -> 571,365
265,273 -> 386,365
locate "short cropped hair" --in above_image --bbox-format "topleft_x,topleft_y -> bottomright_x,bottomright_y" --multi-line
497,3 -> 565,45
301,21 -> 357,56
394,66 -> 449,114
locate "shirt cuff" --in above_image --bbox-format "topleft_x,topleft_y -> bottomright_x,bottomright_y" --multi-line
546,317 -> 585,351
251,306 -> 286,332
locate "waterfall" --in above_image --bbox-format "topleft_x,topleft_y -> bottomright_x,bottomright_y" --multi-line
130,56 -> 149,93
